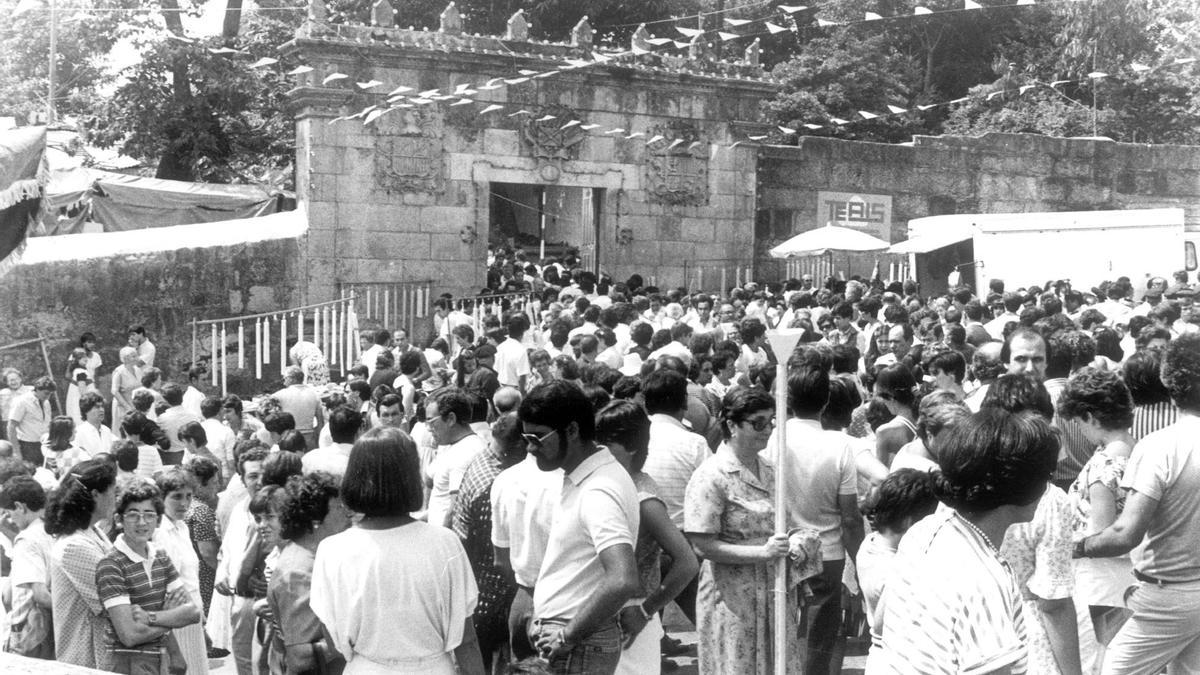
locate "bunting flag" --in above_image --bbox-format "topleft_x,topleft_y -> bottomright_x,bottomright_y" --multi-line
718,31 -> 740,40
0,126 -> 47,278
356,80 -> 383,89
249,57 -> 278,68
778,5 -> 808,12
286,65 -> 313,75
963,0 -> 982,8
724,18 -> 751,26
858,110 -> 879,119
887,104 -> 908,114
676,26 -> 704,37
766,22 -> 788,33
479,104 -> 504,114
321,72 -> 348,85
914,6 -> 933,14
864,12 -> 883,20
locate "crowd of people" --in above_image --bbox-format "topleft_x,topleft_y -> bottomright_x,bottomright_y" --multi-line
1,252 -> 1199,675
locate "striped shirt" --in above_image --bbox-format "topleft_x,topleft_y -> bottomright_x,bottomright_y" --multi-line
644,414 -> 710,528
1132,401 -> 1178,442
1046,378 -> 1095,483
96,536 -> 185,652
875,508 -> 1028,674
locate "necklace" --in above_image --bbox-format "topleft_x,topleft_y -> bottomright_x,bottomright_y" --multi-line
955,512 -> 998,552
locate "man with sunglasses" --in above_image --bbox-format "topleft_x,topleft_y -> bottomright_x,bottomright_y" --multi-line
518,381 -> 640,674
425,388 -> 487,530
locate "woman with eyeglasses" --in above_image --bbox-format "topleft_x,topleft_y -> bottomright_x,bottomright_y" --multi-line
95,480 -> 201,674
683,387 -> 799,675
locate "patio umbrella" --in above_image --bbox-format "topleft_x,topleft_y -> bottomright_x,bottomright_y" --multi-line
768,223 -> 891,258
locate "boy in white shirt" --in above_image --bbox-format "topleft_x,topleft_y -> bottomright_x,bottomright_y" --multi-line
0,475 -> 54,659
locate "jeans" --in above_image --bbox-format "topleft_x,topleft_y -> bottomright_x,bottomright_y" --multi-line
532,618 -> 622,675
804,559 -> 846,675
1103,579 -> 1200,675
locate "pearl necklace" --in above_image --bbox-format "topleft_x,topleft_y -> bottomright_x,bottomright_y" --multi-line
955,512 -> 998,552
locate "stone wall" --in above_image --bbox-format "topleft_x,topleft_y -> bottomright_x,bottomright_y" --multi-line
756,132 -> 1200,281
284,14 -> 774,302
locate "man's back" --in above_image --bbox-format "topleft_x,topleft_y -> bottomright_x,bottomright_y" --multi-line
273,385 -> 321,432
158,406 -> 200,453
644,414 -> 709,528
494,337 -> 530,388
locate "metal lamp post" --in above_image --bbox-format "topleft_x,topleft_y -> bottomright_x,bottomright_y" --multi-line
765,327 -> 803,675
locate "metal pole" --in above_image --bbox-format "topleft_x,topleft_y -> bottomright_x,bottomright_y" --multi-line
772,355 -> 789,675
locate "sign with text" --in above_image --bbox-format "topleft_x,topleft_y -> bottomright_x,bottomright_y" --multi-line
817,191 -> 891,240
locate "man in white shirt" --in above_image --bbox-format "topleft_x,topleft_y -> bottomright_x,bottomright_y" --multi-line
425,388 -> 487,529
157,383 -> 201,465
128,325 -> 156,370
359,329 -> 389,378
641,368 -> 708,623
199,396 -> 236,477
182,368 -> 206,419
649,323 -> 694,366
210,447 -> 266,675
763,364 -> 863,675
495,314 -> 532,393
567,305 -> 601,342
301,407 -> 362,478
984,292 -> 1023,340
519,381 -> 640,674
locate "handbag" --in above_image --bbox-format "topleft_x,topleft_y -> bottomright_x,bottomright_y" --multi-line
5,603 -> 54,659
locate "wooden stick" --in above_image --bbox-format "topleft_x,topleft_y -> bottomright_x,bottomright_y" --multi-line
211,325 -> 219,386
36,336 -> 61,413
191,321 -> 197,370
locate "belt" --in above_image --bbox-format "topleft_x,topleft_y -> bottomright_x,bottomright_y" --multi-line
1134,570 -> 1200,586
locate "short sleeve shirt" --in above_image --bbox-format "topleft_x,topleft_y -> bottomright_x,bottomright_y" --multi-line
9,519 -> 53,627
95,537 -> 184,651
267,544 -> 324,648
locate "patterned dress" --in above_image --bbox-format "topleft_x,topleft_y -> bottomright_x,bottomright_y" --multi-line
452,446 -> 514,661
185,501 -> 219,616
1069,448 -> 1133,609
51,525 -> 115,670
288,342 -> 329,387
684,446 -> 802,675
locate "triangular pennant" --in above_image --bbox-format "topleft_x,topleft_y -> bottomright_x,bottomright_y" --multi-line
411,98 -> 434,105
724,18 -> 751,26
580,124 -> 602,130
480,104 -> 504,114
518,69 -> 539,76
803,123 -> 824,130
1129,63 -> 1151,72
887,105 -> 907,114
419,89 -> 441,97
677,26 -> 704,37
287,65 -> 314,75
672,40 -> 691,49
917,104 -> 936,111
604,128 -> 626,135
505,77 -> 530,84
688,141 -> 702,150
646,37 -> 673,46
817,19 -> 839,27
209,47 -> 242,55
322,72 -> 348,85
830,117 -> 850,124
646,134 -> 665,145
668,138 -> 685,149
987,91 -> 1004,100
363,108 -> 388,125
451,98 -> 474,106
250,57 -> 278,69
507,109 -> 532,117
1087,71 -> 1108,79
453,83 -> 472,93
864,11 -> 883,20
766,22 -> 787,34
388,86 -> 413,96
1050,79 -> 1071,87
963,0 -> 982,9
1019,84 -> 1036,94
1016,0 -> 1035,5
632,45 -> 651,55
858,110 -> 879,119
535,114 -> 556,122
748,135 -> 768,141
778,125 -> 797,134
718,31 -> 739,41
1174,57 -> 1197,65
560,120 -> 581,129
779,4 -> 808,12
478,83 -> 504,90
914,6 -> 932,14
534,71 -> 558,78
627,132 -> 646,139
356,80 -> 383,90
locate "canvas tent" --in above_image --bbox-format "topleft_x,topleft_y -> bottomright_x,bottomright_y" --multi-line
0,127 -> 47,274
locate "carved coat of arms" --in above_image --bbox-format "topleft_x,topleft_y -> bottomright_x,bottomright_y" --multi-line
646,122 -> 709,206
520,104 -> 587,162
373,107 -> 444,194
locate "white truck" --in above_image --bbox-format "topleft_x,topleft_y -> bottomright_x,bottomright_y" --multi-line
891,208 -> 1199,296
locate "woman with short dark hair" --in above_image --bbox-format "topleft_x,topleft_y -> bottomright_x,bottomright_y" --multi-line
1122,350 -> 1178,441
41,415 -> 90,477
310,428 -> 484,674
46,459 -> 119,669
875,409 -> 1060,673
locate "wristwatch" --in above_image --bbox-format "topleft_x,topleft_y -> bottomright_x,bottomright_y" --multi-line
147,611 -> 158,626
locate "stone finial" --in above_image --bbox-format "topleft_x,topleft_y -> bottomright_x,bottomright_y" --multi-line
689,33 -> 711,60
571,16 -> 594,49
439,2 -> 462,34
744,38 -> 760,66
371,0 -> 394,27
307,0 -> 327,23
506,9 -> 529,41
632,23 -> 651,52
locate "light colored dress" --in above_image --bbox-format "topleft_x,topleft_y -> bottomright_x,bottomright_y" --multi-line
288,341 -> 330,387
50,525 -> 115,670
310,522 -> 479,674
683,446 -> 802,675
1000,484 -> 1096,675
154,513 -> 209,675
110,364 -> 142,431
1069,448 -> 1132,609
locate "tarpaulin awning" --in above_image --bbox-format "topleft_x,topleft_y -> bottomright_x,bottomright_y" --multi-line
0,126 -> 48,275
888,228 -> 974,254
19,207 -> 307,265
769,224 -> 891,258
89,172 -> 283,231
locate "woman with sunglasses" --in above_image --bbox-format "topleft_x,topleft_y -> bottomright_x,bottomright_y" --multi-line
683,387 -> 798,675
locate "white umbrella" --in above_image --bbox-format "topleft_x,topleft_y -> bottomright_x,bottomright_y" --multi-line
768,223 -> 891,258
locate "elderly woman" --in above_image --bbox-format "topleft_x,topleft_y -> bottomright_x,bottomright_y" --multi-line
111,347 -> 142,431
45,459 -> 119,669
683,388 -> 797,675
288,340 -> 330,387
96,480 -> 201,674
267,472 -> 352,675
874,409 -> 1060,672
310,427 -> 484,674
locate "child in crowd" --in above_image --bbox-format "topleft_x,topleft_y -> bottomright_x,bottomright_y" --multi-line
1,475 -> 55,659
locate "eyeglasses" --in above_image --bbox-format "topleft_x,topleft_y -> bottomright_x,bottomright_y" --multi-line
123,512 -> 158,524
875,391 -> 896,402
742,417 -> 775,431
522,429 -> 558,448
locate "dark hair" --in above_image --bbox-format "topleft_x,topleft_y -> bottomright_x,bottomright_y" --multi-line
1057,367 -> 1135,430
221,394 -> 244,416
132,389 -> 156,414
264,412 -> 296,435
581,384 -> 611,411
113,439 -> 139,472
874,364 -> 917,409
0,475 -> 47,512
1162,333 -> 1200,413
553,354 -> 580,380
1001,328 -> 1047,365
178,421 -> 207,447
200,396 -> 223,419
342,428 -> 423,516
45,459 -> 119,536
116,480 -> 164,518
1122,351 -> 1171,406
822,376 -> 862,431
594,400 -> 651,472
139,367 -> 162,390
787,367 -> 830,417
263,451 -> 304,488
861,468 -> 939,532
249,484 -> 286,518
328,406 -> 363,444
642,369 -> 688,415
981,373 -> 1055,420
926,350 -> 966,384
721,387 -> 775,439
917,390 -> 971,442
933,409 -> 1058,511
79,391 -> 106,418
46,416 -> 75,453
739,317 -> 766,343
277,430 -> 308,455
161,383 -> 185,407
155,468 -> 196,497
612,376 -> 642,400
429,387 -> 472,426
519,380 -> 596,442
185,455 -> 221,486
279,472 -> 340,541
237,447 -> 269,477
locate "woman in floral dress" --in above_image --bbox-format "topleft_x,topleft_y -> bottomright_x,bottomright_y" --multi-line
684,388 -> 800,675
288,341 -> 330,387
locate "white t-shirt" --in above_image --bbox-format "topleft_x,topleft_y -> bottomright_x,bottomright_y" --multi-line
856,531 -> 897,644
8,518 -> 53,632
311,524 -> 478,673
644,415 -> 709,528
491,456 -> 562,587
201,418 -> 237,473
534,449 -> 639,622
74,422 -> 115,458
301,442 -> 354,478
427,434 -> 487,529
494,338 -> 531,388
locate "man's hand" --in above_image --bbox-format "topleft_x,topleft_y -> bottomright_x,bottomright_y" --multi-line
617,606 -> 649,648
214,580 -> 233,597
253,598 -> 273,621
249,575 -> 268,597
164,587 -> 190,609
534,626 -> 575,660
130,605 -> 152,625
